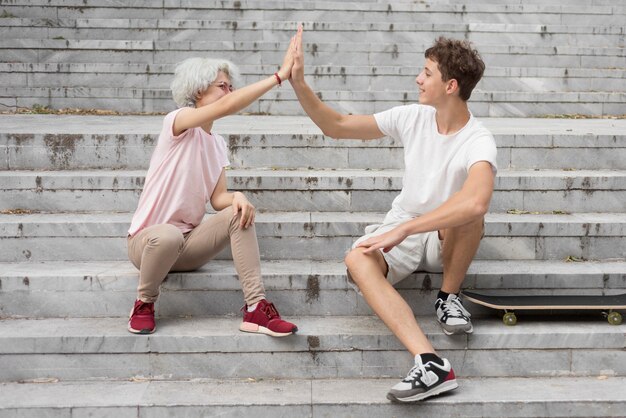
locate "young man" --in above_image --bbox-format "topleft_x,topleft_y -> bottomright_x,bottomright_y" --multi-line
289,27 -> 497,402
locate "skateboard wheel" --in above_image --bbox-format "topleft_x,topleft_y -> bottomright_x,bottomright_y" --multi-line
503,312 -> 517,326
607,312 -> 622,326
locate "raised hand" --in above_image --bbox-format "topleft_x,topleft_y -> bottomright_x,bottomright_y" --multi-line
290,24 -> 305,84
277,32 -> 297,82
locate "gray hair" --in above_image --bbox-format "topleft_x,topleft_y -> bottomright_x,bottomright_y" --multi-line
170,57 -> 240,108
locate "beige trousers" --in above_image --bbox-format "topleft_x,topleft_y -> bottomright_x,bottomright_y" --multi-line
127,206 -> 266,305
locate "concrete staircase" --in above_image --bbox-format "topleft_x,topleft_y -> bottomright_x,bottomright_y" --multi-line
1,114 -> 625,416
1,1 -> 625,417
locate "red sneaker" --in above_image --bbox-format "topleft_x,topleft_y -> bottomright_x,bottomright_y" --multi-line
240,299 -> 297,337
128,299 -> 156,334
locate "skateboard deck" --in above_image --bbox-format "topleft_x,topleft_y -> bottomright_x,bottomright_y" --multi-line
462,291 -> 626,325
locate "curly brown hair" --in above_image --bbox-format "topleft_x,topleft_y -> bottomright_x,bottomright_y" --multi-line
425,37 -> 485,101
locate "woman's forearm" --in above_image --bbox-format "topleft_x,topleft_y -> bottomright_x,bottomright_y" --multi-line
205,76 -> 280,120
210,191 -> 236,211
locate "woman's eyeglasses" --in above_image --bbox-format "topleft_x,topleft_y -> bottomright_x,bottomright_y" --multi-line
211,81 -> 235,93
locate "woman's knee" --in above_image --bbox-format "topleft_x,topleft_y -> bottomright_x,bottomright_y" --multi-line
216,206 -> 239,227
145,224 -> 184,252
220,205 -> 235,217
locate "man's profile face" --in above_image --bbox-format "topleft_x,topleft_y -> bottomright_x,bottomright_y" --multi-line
415,58 -> 449,106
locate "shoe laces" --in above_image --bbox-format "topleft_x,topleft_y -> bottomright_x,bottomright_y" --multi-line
261,301 -> 280,320
405,356 -> 435,386
134,301 -> 153,315
441,296 -> 471,318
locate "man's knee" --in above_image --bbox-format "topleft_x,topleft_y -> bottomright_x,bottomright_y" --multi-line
344,247 -> 363,273
344,247 -> 387,285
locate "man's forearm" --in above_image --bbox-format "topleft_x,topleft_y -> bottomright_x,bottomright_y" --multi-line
290,79 -> 343,137
400,192 -> 489,238
401,162 -> 494,237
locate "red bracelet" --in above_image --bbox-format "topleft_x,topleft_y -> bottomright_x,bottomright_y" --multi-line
274,72 -> 282,86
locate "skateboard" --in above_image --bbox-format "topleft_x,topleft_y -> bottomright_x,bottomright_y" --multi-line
462,291 -> 626,326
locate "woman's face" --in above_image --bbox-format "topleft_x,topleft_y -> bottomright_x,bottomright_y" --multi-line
195,71 -> 234,107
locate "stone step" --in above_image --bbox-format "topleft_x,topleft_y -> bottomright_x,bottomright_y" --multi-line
4,62 -> 624,80
2,115 -> 624,168
1,169 -> 624,213
2,118 -> 624,171
3,0 -> 623,23
2,49 -> 624,81
0,64 -> 626,98
0,259 -> 623,318
1,376 -> 625,418
3,39 -> 624,69
1,18 -> 623,45
2,114 -> 624,136
0,212 -> 624,262
3,14 -> 623,32
0,62 -> 626,76
5,0 -> 625,10
0,316 -> 624,381
433,0 -> 620,5
5,67 -> 624,94
5,86 -> 623,116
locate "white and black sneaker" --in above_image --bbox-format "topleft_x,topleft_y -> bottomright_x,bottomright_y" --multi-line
435,293 -> 473,335
387,354 -> 458,402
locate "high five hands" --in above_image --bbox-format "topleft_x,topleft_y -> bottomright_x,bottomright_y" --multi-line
290,24 -> 305,85
277,32 -> 297,82
275,25 -> 305,85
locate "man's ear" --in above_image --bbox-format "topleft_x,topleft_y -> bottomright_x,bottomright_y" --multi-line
446,79 -> 459,96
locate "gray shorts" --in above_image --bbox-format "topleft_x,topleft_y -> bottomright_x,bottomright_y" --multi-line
347,219 -> 443,293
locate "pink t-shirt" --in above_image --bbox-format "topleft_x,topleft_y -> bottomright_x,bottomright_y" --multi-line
128,108 -> 230,236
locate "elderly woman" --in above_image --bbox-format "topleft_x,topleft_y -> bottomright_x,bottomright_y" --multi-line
126,39 -> 297,337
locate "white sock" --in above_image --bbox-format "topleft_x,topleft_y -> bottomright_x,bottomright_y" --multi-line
247,302 -> 258,312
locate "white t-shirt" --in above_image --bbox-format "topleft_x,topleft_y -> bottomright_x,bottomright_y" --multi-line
128,108 -> 230,236
374,104 -> 497,222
